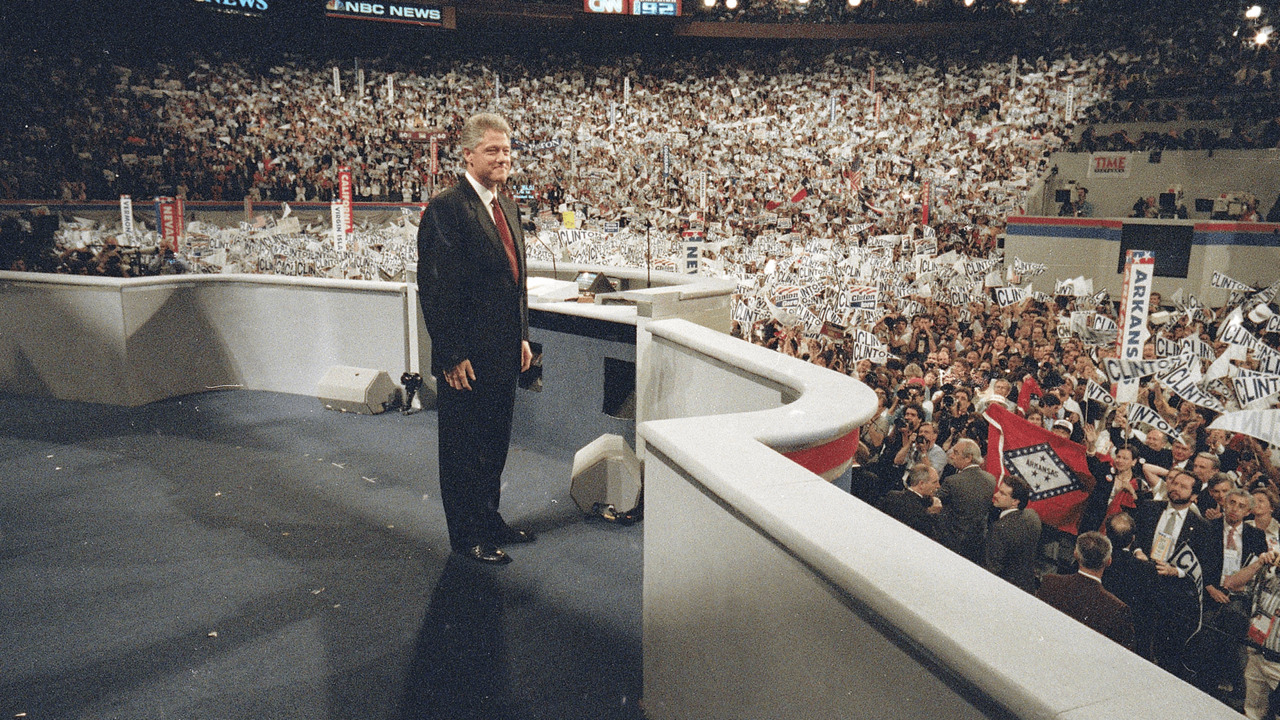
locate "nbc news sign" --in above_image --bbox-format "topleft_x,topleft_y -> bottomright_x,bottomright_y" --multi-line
325,0 -> 444,26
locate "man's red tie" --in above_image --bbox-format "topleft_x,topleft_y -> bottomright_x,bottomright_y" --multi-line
491,197 -> 519,283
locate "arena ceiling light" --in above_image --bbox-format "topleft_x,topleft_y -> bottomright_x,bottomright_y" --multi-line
1258,25 -> 1274,44
849,0 -> 862,6
964,0 -> 975,5
702,0 -> 715,8
1246,5 -> 1263,19
726,0 -> 738,8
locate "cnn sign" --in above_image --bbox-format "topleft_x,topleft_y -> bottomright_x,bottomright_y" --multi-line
585,0 -> 625,12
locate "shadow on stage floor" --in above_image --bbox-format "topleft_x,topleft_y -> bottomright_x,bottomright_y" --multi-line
0,390 -> 643,720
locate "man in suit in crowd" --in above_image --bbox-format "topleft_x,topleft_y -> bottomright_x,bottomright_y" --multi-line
418,112 -> 534,565
1197,487 -> 1268,696
985,475 -> 1042,592
937,438 -> 998,564
877,463 -> 941,539
1133,468 -> 1212,676
1104,512 -> 1158,658
1037,531 -> 1134,649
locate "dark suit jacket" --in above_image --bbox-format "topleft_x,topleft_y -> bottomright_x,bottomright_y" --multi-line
417,176 -> 528,382
1132,499 -> 1211,603
985,507 -> 1042,592
1202,517 -> 1268,589
1103,548 -> 1157,614
1037,572 -> 1134,649
877,489 -> 936,539
937,464 -> 997,564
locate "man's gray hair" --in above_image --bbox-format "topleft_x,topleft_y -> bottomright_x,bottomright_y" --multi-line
459,113 -> 512,152
1075,531 -> 1112,570
906,463 -> 934,489
1226,487 -> 1252,505
954,438 -> 983,465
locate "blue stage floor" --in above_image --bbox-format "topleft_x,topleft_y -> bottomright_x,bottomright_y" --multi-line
0,390 -> 644,720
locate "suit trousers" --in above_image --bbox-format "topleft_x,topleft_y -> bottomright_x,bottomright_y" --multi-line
437,374 -> 517,550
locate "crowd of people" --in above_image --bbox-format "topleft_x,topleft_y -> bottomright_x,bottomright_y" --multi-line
811,280 -> 1280,715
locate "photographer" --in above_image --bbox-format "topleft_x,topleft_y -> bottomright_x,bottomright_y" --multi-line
933,385 -> 974,451
1224,548 -> 1280,718
893,420 -> 948,484
875,403 -> 923,484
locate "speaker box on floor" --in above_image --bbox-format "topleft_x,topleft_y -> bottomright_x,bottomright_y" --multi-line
571,434 -> 642,515
317,366 -> 400,415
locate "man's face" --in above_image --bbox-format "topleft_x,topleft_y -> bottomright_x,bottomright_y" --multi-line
1167,472 -> 1196,504
1145,430 -> 1166,451
1192,456 -> 1215,482
918,424 -> 937,444
1209,480 -> 1231,505
994,379 -> 1012,398
464,129 -> 512,190
992,482 -> 1018,510
902,408 -> 921,429
1171,442 -> 1192,463
917,467 -> 940,497
1223,494 -> 1251,526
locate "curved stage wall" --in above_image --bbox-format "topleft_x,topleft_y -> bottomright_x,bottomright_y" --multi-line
0,267 -> 1237,719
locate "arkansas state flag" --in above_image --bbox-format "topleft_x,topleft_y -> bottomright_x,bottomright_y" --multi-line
983,403 -> 1095,534
1016,374 -> 1043,412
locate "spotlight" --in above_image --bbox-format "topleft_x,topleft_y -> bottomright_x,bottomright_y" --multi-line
726,0 -> 738,7
849,0 -> 861,6
1246,5 -> 1263,19
1258,26 -> 1274,45
797,0 -> 809,5
964,0 -> 974,5
702,0 -> 714,7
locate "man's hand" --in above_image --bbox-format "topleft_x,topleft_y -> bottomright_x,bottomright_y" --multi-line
521,340 -> 532,373
1207,586 -> 1230,604
445,359 -> 476,391
927,497 -> 942,515
1205,507 -> 1223,521
1155,559 -> 1181,577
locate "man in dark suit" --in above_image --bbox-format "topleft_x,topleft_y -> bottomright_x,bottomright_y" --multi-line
1132,468 -> 1212,676
1197,487 -> 1268,696
985,475 -> 1042,593
937,438 -> 997,564
418,113 -> 534,565
1103,512 -> 1158,658
1037,531 -> 1134,649
877,463 -> 941,539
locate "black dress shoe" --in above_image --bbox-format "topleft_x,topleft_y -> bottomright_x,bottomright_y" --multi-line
494,526 -> 536,544
458,544 -> 511,564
